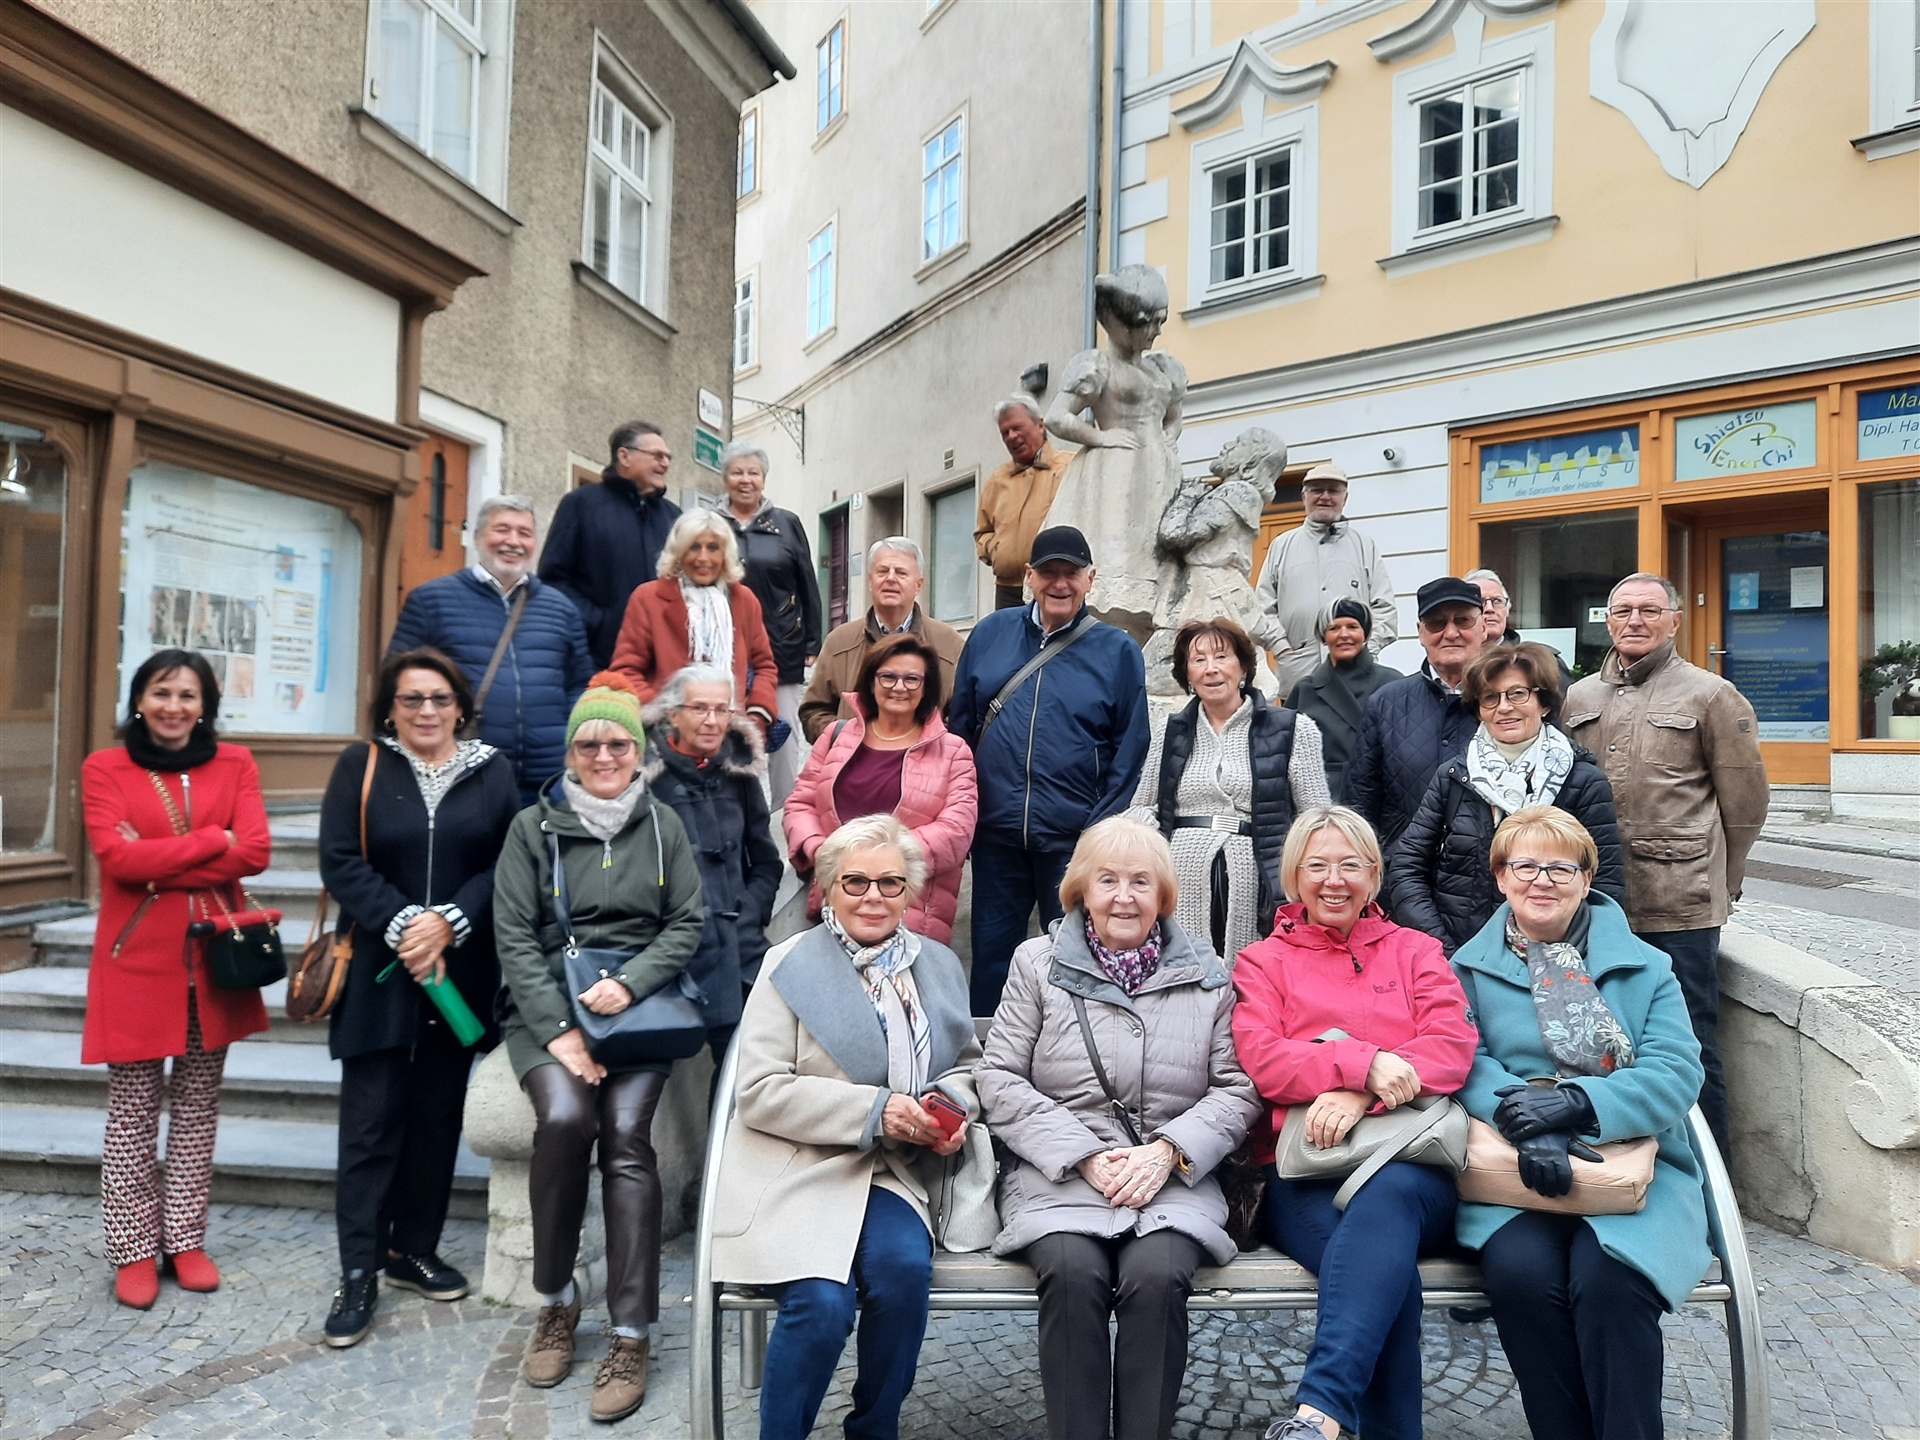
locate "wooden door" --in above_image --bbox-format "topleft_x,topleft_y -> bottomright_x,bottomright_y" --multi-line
824,507 -> 849,629
1255,473 -> 1307,670
397,433 -> 470,607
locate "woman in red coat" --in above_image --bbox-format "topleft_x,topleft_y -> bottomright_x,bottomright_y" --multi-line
82,649 -> 272,1310
609,509 -> 778,735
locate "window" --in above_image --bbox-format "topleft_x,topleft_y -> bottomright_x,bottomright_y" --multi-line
733,273 -> 756,372
921,118 -> 963,261
1417,72 -> 1521,233
369,0 -> 485,180
816,21 -> 845,133
806,221 -> 836,340
737,107 -> 758,198
1185,101 -> 1318,310
1478,510 -> 1638,678
1858,479 -> 1920,740
578,42 -> 673,321
1864,0 -> 1920,154
0,421 -> 66,855
1208,147 -> 1291,286
929,484 -> 976,624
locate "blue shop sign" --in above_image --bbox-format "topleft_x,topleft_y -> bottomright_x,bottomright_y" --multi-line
1857,384 -> 1920,461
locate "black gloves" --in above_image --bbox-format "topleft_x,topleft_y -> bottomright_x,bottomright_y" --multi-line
1515,1134 -> 1576,1197
1494,1083 -> 1597,1144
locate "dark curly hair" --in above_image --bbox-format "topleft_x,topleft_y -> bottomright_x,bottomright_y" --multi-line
1171,618 -> 1257,696
1462,642 -> 1564,720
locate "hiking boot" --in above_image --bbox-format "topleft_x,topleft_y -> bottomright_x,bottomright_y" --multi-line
385,1251 -> 469,1301
325,1269 -> 379,1348
523,1296 -> 581,1387
590,1334 -> 649,1422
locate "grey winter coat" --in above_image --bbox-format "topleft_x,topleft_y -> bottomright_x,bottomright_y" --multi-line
974,912 -> 1261,1264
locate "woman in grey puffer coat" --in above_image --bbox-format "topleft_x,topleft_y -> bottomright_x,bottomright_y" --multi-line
976,817 -> 1260,1440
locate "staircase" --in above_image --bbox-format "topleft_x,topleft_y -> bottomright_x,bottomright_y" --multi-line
0,813 -> 488,1214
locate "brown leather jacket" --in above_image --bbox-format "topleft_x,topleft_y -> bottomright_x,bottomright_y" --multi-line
1563,642 -> 1768,932
797,605 -> 965,741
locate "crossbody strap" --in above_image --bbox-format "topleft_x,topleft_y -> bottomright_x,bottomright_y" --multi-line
473,588 -> 529,727
546,829 -> 581,957
1069,991 -> 1144,1146
980,613 -> 1098,736
1331,1098 -> 1455,1210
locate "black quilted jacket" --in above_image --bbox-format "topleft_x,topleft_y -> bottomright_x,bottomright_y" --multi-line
1341,667 -> 1478,853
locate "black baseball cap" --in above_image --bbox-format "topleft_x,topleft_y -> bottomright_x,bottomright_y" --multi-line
1028,526 -> 1094,569
1416,576 -> 1486,620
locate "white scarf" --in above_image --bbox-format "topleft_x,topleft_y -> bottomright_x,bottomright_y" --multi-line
680,578 -> 734,672
561,773 -> 645,843
1465,722 -> 1575,815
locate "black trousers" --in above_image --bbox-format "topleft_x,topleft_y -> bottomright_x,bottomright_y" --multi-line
1479,1213 -> 1668,1440
1026,1229 -> 1205,1440
335,1015 -> 472,1273
1639,927 -> 1726,1159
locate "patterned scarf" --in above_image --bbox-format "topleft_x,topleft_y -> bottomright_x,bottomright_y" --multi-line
560,773 -> 645,843
680,578 -> 735,672
1466,722 -> 1575,816
822,904 -> 930,1097
1085,917 -> 1163,996
1505,905 -> 1635,1077
381,736 -> 497,819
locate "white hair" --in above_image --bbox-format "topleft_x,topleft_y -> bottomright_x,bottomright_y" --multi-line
815,814 -> 928,900
658,509 -> 745,583
719,441 -> 770,479
1608,572 -> 1683,609
657,664 -> 735,711
868,536 -> 924,573
477,494 -> 536,527
994,394 -> 1044,424
1463,567 -> 1508,598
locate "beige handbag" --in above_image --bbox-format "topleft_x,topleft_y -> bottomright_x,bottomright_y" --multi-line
1455,1118 -> 1657,1215
1276,1093 -> 1470,1211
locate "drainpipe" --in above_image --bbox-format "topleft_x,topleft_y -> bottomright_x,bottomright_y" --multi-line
1084,0 -> 1104,348
1110,0 -> 1127,273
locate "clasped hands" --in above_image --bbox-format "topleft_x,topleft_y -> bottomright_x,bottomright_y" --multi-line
880,1093 -> 967,1157
1494,1083 -> 1601,1198
1077,1137 -> 1177,1210
1302,1049 -> 1423,1150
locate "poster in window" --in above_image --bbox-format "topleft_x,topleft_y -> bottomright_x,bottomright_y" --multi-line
1478,427 -> 1640,503
1674,400 -> 1818,480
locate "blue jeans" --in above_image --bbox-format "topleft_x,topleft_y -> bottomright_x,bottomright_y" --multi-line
1637,926 -> 1725,1159
1261,1162 -> 1456,1440
968,840 -> 1071,1015
758,1187 -> 933,1440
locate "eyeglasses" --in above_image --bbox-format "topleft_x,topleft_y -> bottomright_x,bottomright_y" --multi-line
572,738 -> 635,758
624,446 -> 672,464
837,873 -> 908,898
1299,859 -> 1377,880
1483,596 -> 1511,610
1419,615 -> 1481,635
1478,686 -> 1540,711
396,692 -> 457,711
875,671 -> 925,690
677,704 -> 730,719
1505,860 -> 1586,885
1607,604 -> 1678,622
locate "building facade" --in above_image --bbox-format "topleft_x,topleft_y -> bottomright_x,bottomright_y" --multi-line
1111,0 -> 1919,816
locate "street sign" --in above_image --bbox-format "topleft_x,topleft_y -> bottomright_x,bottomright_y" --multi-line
698,388 -> 724,431
694,426 -> 724,471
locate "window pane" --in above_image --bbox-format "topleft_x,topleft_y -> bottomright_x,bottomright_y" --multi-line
1858,478 -> 1920,739
431,19 -> 475,177
817,24 -> 843,130
0,422 -> 66,854
618,186 -> 646,298
1476,163 -> 1520,216
453,0 -> 478,25
738,112 -> 756,196
1209,165 -> 1247,285
1478,510 -> 1638,678
930,486 -> 976,623
596,89 -> 614,149
1475,72 -> 1522,123
807,225 -> 834,337
376,0 -> 425,142
1421,93 -> 1463,141
1420,180 -> 1461,229
734,276 -> 754,369
589,158 -> 613,278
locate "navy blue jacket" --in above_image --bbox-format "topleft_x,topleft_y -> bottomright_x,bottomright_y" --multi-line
538,469 -> 682,667
948,605 -> 1150,852
389,570 -> 593,803
1342,665 -> 1478,853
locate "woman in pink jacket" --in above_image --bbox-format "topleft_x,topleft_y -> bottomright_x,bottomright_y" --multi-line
1232,805 -> 1478,1440
784,634 -> 977,944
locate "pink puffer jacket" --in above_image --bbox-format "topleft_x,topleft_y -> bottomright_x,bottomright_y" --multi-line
782,708 -> 978,942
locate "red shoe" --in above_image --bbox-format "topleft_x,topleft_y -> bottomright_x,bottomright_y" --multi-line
115,1258 -> 159,1309
165,1248 -> 221,1292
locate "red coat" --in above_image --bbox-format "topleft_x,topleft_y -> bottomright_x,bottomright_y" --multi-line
81,744 -> 272,1063
610,578 -> 779,728
1230,902 -> 1477,1163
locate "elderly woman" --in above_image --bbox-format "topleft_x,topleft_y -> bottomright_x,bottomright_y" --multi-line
976,816 -> 1259,1440
1386,643 -> 1624,955
1128,618 -> 1329,958
493,673 -> 705,1423
714,442 -> 821,805
784,633 -> 978,944
1284,599 -> 1403,799
711,815 -> 979,1440
1232,806 -> 1477,1440
1453,807 -> 1708,1440
610,508 -> 779,737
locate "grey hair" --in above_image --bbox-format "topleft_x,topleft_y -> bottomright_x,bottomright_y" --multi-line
657,664 -> 735,712
994,394 -> 1044,424
1607,572 -> 1683,609
476,493 -> 536,527
1463,567 -> 1508,598
815,814 -> 928,901
868,536 -> 924,573
658,509 -> 746,582
719,441 -> 770,479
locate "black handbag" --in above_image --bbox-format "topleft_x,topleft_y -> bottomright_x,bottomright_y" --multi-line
548,828 -> 707,1069
146,769 -> 285,990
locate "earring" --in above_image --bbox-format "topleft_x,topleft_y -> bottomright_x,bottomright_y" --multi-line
131,712 -> 143,723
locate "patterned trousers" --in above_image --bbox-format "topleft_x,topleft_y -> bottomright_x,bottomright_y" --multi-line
101,992 -> 229,1266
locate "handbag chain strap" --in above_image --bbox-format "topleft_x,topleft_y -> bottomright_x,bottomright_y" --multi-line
1069,992 -> 1145,1147
145,769 -> 266,930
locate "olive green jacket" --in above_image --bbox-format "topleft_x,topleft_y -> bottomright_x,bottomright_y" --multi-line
492,783 -> 706,1079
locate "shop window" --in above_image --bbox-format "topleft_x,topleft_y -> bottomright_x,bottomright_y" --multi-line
1858,478 -> 1920,740
929,483 -> 976,625
1478,509 -> 1637,678
121,461 -> 363,737
0,423 -> 67,854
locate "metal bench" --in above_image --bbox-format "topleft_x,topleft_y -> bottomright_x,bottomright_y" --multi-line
690,1035 -> 1768,1438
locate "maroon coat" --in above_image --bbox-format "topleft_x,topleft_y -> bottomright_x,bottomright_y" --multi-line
81,744 -> 272,1063
609,577 -> 779,729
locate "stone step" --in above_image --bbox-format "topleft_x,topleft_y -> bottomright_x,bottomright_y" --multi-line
0,968 -> 329,1043
0,1101 -> 488,1215
0,1027 -> 343,1123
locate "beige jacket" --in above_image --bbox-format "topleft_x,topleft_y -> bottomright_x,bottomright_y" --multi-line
975,444 -> 1074,588
1254,518 -> 1398,696
709,925 -> 982,1287
798,605 -> 965,741
1564,642 -> 1769,931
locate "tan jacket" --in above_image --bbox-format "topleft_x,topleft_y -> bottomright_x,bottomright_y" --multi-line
798,605 -> 965,741
710,926 -> 981,1286
1564,643 -> 1768,931
975,444 -> 1074,588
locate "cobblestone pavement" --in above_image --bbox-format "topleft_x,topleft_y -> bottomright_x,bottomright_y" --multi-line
4,1192 -> 1917,1439
1734,899 -> 1918,995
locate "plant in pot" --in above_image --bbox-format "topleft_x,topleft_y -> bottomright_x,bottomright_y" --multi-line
1860,641 -> 1920,740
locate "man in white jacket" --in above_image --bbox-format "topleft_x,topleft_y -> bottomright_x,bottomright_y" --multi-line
1253,463 -> 1398,695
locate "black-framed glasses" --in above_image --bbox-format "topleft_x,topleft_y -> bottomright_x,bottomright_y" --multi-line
396,692 -> 457,711
1607,604 -> 1678,621
1505,860 -> 1586,886
875,671 -> 925,690
837,873 -> 908,898
1478,686 -> 1541,711
572,738 -> 635,758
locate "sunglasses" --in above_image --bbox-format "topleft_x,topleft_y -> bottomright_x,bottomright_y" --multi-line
396,692 -> 457,711
572,738 -> 635,758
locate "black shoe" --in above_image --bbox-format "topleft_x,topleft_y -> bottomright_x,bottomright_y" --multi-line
1449,1305 -> 1493,1324
384,1251 -> 469,1301
325,1269 -> 378,1348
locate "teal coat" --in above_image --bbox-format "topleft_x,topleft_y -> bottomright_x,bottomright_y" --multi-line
1450,893 -> 1710,1311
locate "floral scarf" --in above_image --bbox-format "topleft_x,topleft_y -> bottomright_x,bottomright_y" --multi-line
680,577 -> 735,673
822,904 -> 930,1097
1506,905 -> 1635,1077
1466,722 -> 1575,816
1085,917 -> 1163,997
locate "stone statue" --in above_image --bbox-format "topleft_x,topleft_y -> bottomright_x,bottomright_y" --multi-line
1043,265 -> 1189,644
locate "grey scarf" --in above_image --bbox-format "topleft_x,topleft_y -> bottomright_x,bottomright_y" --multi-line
561,773 -> 645,843
1505,904 -> 1636,1077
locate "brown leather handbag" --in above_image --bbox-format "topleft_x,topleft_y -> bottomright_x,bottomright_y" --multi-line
286,745 -> 376,1023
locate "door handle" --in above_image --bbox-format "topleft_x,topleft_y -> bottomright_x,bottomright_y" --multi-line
1708,644 -> 1729,674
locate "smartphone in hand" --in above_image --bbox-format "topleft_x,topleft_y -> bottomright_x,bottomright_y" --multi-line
922,1091 -> 967,1142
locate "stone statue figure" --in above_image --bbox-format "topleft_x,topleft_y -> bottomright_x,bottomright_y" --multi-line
1043,265 -> 1189,643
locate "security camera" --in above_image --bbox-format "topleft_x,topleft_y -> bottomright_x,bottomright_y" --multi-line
1382,447 -> 1399,463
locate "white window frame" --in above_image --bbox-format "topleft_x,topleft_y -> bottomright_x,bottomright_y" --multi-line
816,18 -> 846,136
579,35 -> 674,323
1864,0 -> 1920,156
920,111 -> 966,265
362,0 -> 514,205
806,217 -> 837,345
737,103 -> 760,200
1184,97 -> 1318,312
733,270 -> 758,375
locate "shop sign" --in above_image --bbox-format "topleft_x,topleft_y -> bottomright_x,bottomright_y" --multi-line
693,426 -> 724,471
1478,425 -> 1640,503
698,388 -> 725,431
1675,399 -> 1817,480
1857,384 -> 1920,460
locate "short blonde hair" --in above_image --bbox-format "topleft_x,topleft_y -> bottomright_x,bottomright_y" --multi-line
1057,816 -> 1179,919
657,509 -> 745,583
815,814 -> 928,899
1489,805 -> 1598,874
1279,806 -> 1385,904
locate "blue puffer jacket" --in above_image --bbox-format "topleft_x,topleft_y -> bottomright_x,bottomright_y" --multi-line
1342,664 -> 1478,852
948,605 -> 1150,852
389,570 -> 593,802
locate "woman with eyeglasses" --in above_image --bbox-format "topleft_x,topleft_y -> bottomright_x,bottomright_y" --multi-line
1452,806 -> 1709,1440
318,648 -> 521,1348
712,814 -> 980,1440
1231,806 -> 1477,1440
1384,643 -> 1625,956
784,633 -> 977,944
491,672 -> 706,1421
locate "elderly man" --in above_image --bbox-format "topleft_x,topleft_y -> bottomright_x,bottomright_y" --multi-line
1343,576 -> 1486,851
949,525 -> 1151,1013
539,421 -> 682,667
975,394 -> 1075,610
798,537 -> 965,740
1254,463 -> 1399,695
1565,573 -> 1767,1159
1467,565 -> 1573,684
389,495 -> 593,804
